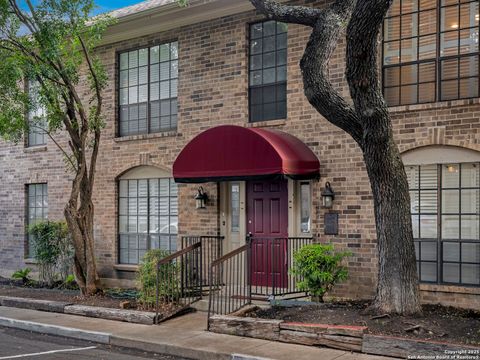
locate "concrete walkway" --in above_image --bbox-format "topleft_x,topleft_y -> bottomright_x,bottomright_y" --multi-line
0,306 -> 395,360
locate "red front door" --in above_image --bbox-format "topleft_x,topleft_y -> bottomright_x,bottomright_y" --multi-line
247,179 -> 288,288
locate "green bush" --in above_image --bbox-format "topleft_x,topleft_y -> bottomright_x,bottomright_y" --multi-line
11,268 -> 33,285
136,249 -> 180,307
28,221 -> 73,287
290,243 -> 351,302
62,274 -> 78,290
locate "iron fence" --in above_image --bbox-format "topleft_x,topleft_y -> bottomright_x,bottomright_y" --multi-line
207,236 -> 313,328
182,236 -> 224,287
155,242 -> 202,321
208,243 -> 251,325
250,237 -> 312,298
154,235 -> 223,322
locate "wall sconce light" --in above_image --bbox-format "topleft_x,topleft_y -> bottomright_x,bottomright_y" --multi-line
194,186 -> 208,209
321,182 -> 335,209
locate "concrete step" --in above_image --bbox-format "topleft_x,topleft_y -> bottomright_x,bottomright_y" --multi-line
191,296 -> 270,313
192,299 -> 209,312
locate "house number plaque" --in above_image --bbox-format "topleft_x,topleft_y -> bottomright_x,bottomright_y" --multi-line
324,213 -> 339,235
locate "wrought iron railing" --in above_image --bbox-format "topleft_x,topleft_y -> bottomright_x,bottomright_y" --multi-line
154,235 -> 223,322
182,236 -> 224,287
208,243 -> 251,324
207,236 -> 313,328
250,237 -> 312,298
155,242 -> 202,321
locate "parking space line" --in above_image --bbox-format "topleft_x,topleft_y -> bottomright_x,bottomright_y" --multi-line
0,346 -> 97,359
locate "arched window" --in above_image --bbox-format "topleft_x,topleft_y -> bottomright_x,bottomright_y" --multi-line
118,166 -> 178,264
402,146 -> 480,286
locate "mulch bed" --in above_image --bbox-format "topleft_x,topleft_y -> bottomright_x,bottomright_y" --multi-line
249,301 -> 480,346
0,277 -> 181,315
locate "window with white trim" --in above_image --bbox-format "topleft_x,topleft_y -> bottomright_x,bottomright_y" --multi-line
299,182 -> 311,233
249,20 -> 287,122
118,42 -> 178,136
27,81 -> 47,147
118,178 -> 178,264
27,183 -> 48,257
230,183 -> 240,233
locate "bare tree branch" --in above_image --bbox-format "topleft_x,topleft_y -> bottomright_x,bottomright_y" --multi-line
31,123 -> 77,170
249,0 -> 321,27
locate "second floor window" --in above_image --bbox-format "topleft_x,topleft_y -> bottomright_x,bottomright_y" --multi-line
249,21 -> 287,122
383,0 -> 479,106
119,42 -> 178,137
27,81 -> 47,147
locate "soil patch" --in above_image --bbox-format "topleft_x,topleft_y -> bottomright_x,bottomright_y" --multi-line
250,301 -> 480,346
0,281 -> 181,316
0,282 -> 123,308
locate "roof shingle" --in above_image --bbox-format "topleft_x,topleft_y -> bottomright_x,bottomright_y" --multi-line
108,0 -> 176,19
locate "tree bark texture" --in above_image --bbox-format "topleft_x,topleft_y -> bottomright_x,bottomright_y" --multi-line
63,140 -> 101,295
250,0 -> 421,314
346,0 -> 420,315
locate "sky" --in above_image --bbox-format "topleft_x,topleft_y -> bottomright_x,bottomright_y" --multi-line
94,0 -> 146,15
19,0 -> 147,15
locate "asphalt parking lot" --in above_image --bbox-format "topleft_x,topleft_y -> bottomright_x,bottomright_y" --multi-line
0,326 -> 189,360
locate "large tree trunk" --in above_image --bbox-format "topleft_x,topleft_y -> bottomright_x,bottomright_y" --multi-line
363,133 -> 421,314
64,175 -> 100,295
346,0 -> 422,315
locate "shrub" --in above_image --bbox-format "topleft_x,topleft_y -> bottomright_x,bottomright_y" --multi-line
11,268 -> 33,285
290,243 -> 351,302
62,274 -> 78,290
28,221 -> 73,287
136,249 -> 180,307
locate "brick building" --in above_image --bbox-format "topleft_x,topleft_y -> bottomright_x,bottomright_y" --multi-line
0,0 -> 479,310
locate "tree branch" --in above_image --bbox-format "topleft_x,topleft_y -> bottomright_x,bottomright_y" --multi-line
346,0 -> 391,140
299,0 -> 363,145
9,0 -> 39,35
249,0 -> 321,27
31,123 -> 77,170
77,35 -> 103,187
78,35 -> 102,119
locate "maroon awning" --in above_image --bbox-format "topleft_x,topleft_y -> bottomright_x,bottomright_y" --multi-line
173,125 -> 320,183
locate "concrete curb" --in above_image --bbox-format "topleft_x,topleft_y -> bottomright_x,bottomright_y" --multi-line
110,336 -> 231,360
232,355 -> 273,360
0,296 -> 72,313
0,316 -> 270,360
0,316 -> 111,344
0,296 -> 156,324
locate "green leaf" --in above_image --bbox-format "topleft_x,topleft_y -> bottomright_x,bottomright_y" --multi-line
289,243 -> 350,302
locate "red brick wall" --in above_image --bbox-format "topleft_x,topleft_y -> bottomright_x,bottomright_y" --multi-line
0,0 -> 479,308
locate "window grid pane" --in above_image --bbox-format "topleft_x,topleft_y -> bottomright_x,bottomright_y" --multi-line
119,41 -> 178,137
410,162 -> 480,286
118,178 -> 178,264
249,21 -> 287,122
27,81 -> 47,147
230,183 -> 240,233
300,182 -> 311,233
383,0 -> 480,105
27,183 -> 48,257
